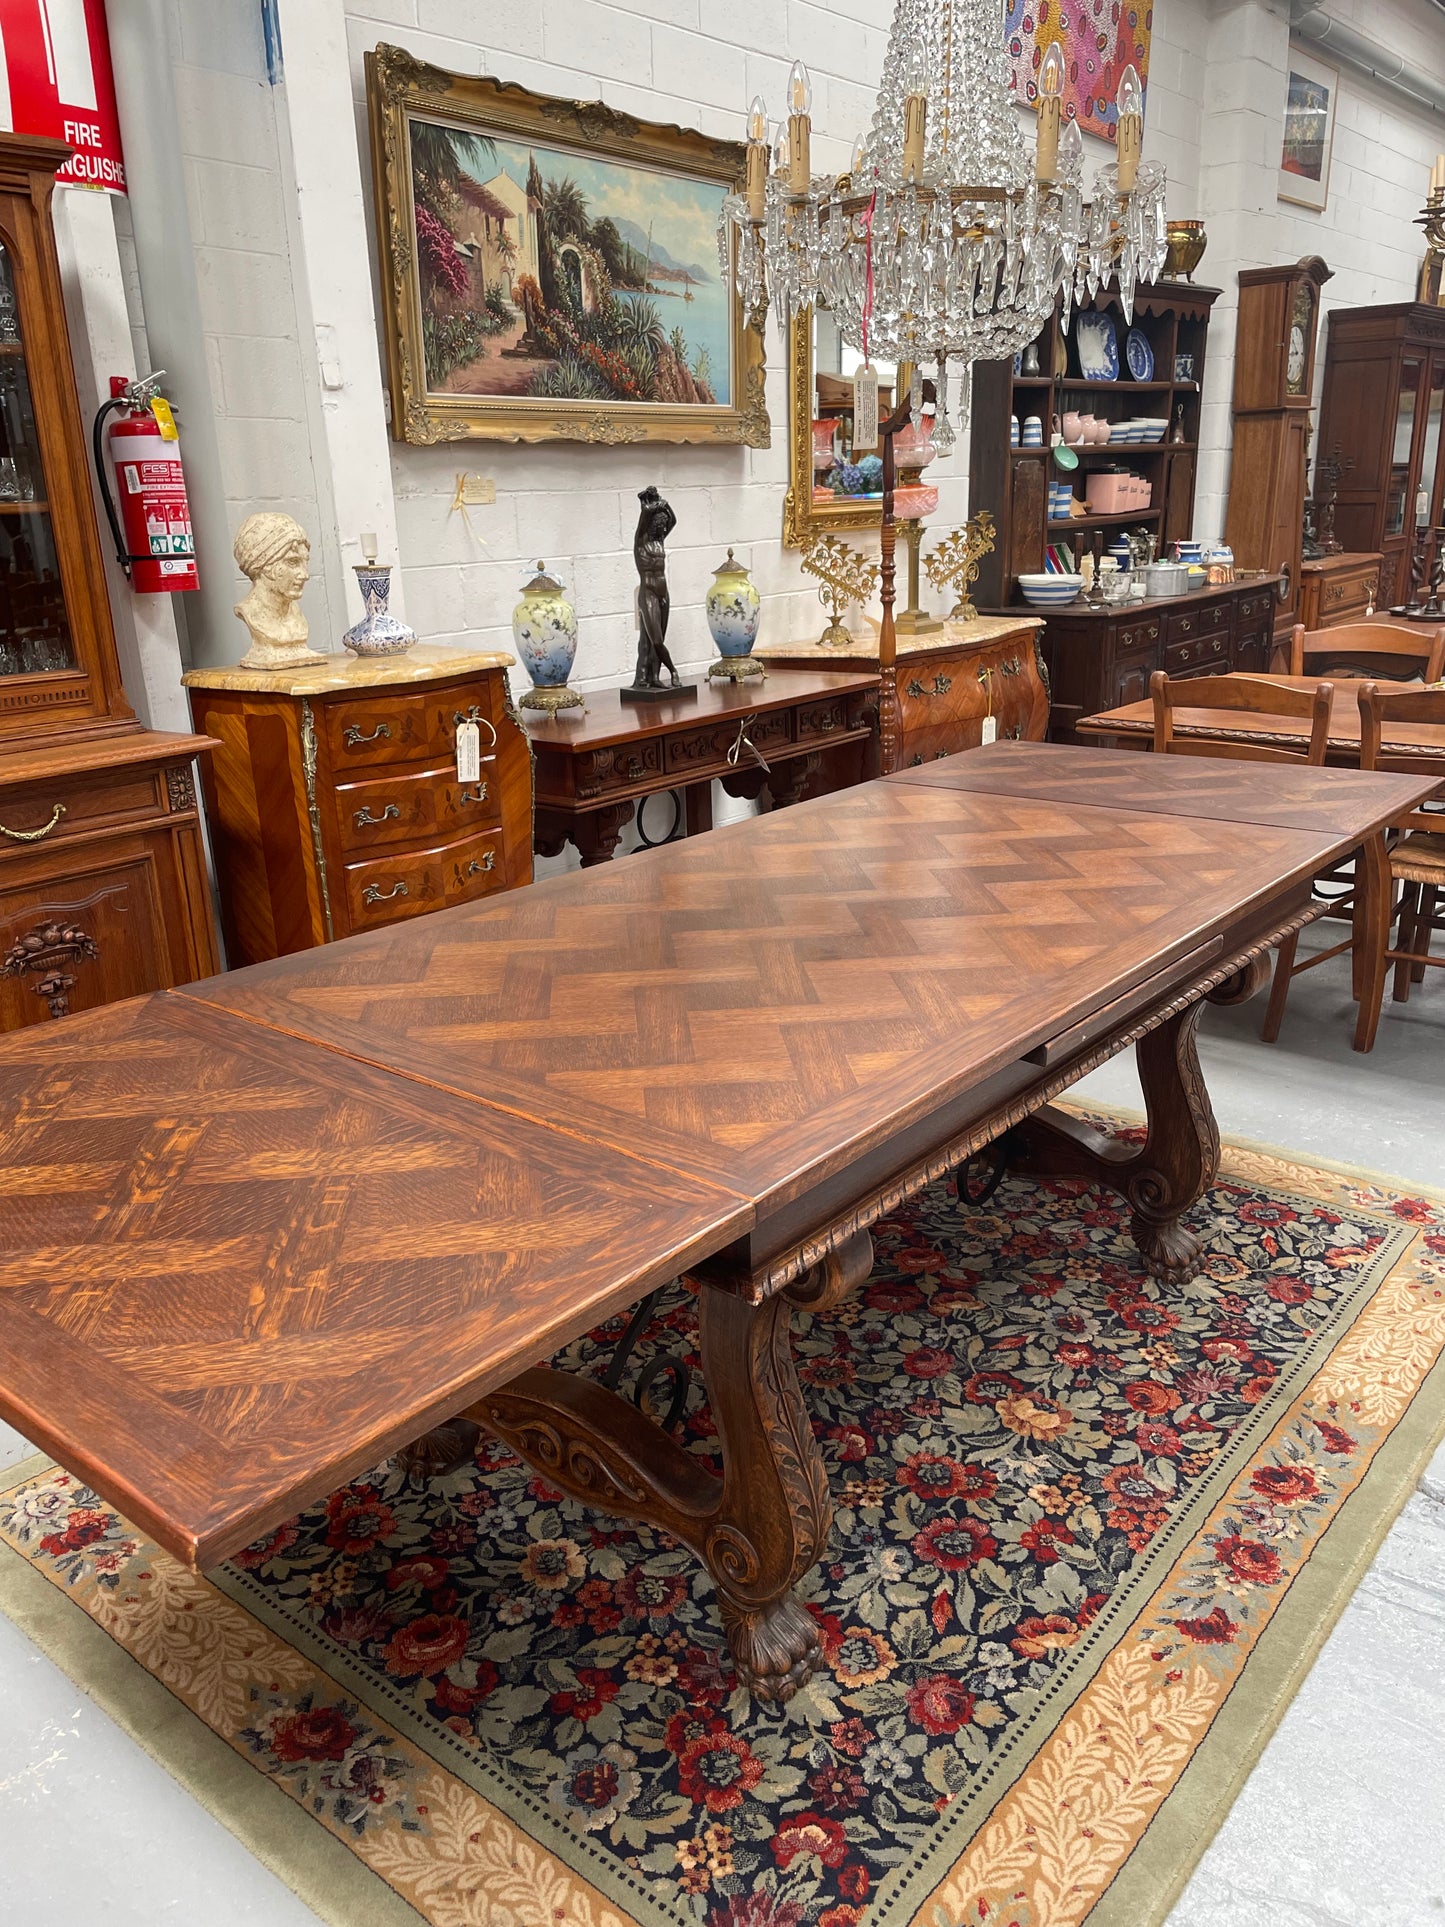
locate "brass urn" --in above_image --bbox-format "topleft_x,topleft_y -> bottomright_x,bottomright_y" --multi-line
1163,219 -> 1207,282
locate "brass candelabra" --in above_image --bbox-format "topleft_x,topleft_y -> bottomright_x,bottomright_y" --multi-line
801,534 -> 880,647
923,511 -> 996,622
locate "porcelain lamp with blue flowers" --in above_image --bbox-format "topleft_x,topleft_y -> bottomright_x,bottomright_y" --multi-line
512,561 -> 583,713
705,549 -> 765,682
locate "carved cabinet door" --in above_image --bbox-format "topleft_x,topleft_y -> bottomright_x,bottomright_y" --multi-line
0,836 -> 173,1027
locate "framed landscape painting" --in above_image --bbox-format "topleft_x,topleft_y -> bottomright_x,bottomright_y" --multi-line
1278,51 -> 1338,212
366,47 -> 768,447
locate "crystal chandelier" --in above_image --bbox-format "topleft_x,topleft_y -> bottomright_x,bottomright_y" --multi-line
718,0 -> 1169,451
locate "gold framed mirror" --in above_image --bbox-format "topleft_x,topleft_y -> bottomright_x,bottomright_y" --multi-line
782,305 -> 898,548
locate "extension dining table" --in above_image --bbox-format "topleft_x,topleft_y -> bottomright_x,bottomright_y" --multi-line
0,742 -> 1434,1703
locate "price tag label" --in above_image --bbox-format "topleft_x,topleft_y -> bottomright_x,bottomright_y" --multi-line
981,714 -> 998,745
150,396 -> 179,441
853,363 -> 878,451
456,720 -> 481,783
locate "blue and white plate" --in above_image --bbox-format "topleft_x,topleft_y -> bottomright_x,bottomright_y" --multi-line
1075,310 -> 1119,383
1125,327 -> 1154,382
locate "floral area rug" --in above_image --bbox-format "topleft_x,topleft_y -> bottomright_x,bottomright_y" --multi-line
3,1124 -> 1445,1927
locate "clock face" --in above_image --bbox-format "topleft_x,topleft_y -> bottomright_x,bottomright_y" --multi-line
1287,323 -> 1307,388
1287,280 -> 1316,396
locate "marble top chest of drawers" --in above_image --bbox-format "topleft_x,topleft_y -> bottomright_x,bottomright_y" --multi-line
185,647 -> 532,966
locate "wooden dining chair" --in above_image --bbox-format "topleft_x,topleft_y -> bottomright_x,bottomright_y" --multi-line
1149,672 -> 1340,1042
1353,681 -> 1445,1051
1149,670 -> 1334,761
1289,620 -> 1445,684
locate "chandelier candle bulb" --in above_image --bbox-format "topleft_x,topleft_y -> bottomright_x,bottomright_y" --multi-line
718,0 -> 1168,405
903,92 -> 927,182
1116,63 -> 1144,194
788,59 -> 812,194
746,96 -> 768,219
1036,41 -> 1065,183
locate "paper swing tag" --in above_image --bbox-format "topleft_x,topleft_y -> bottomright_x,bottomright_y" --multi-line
981,714 -> 997,744
150,396 -> 178,441
853,362 -> 879,451
456,720 -> 481,783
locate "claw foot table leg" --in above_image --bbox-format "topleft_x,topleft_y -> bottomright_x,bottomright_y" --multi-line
465,1278 -> 837,1702
1015,1000 -> 1221,1283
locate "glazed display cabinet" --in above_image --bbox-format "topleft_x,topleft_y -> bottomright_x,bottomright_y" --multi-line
0,132 -> 217,1030
1317,302 -> 1445,608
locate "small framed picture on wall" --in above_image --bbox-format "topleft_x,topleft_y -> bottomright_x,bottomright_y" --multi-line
1278,50 -> 1339,212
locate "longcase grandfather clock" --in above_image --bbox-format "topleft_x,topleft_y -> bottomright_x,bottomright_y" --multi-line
1224,256 -> 1332,644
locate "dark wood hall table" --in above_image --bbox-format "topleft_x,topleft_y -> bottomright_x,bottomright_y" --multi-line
0,743 -> 1433,1703
523,668 -> 877,865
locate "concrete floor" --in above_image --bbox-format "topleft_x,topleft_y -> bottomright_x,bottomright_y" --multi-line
1,926 -> 1443,1924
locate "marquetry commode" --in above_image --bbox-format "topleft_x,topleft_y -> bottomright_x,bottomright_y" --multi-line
756,613 -> 1049,767
184,646 -> 532,966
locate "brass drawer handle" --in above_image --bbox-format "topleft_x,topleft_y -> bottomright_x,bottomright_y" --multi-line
452,705 -> 499,748
343,722 -> 391,747
0,803 -> 65,843
353,803 -> 401,828
462,851 -> 496,878
362,880 -> 408,906
1178,618 -> 1193,634
458,782 -> 489,805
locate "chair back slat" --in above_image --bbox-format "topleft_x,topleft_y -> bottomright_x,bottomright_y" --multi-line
1290,620 -> 1445,682
1357,681 -> 1445,834
1150,672 -> 1334,764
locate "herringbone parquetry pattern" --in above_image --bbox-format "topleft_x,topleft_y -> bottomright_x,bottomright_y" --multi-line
186,778 -> 1340,1196
2,746 -> 1433,1574
0,995 -> 743,1565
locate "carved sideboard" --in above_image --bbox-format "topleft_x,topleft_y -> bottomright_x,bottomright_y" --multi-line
0,734 -> 219,1028
184,647 -> 532,966
524,670 -> 877,865
756,615 -> 1049,768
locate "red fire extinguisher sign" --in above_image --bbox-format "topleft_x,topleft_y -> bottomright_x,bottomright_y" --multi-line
93,375 -> 199,592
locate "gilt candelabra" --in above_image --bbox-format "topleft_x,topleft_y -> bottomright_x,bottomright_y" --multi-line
924,512 -> 997,622
801,534 -> 880,647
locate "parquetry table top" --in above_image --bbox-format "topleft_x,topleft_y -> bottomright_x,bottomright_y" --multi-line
182,768 -> 1369,1211
0,745 -> 1435,1586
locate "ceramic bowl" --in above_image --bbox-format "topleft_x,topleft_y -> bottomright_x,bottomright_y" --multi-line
1018,572 -> 1083,608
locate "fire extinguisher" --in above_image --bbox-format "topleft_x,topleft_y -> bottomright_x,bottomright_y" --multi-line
92,374 -> 200,593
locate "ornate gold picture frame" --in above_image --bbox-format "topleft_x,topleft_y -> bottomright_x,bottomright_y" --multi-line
784,307 -> 893,548
366,46 -> 768,448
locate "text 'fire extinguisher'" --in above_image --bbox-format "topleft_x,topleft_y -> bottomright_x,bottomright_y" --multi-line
91,373 -> 199,593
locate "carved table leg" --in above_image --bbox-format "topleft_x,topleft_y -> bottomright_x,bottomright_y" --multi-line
574,802 -> 636,867
396,1415 -> 481,1481
467,1278 -> 833,1702
766,751 -> 823,811
1015,999 -> 1220,1284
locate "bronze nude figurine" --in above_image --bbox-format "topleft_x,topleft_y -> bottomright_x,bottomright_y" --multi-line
622,486 -> 694,701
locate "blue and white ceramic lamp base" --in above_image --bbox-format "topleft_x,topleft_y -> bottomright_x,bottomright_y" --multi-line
513,562 -> 585,712
706,549 -> 765,681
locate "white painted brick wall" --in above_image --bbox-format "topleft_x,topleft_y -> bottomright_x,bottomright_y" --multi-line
340,0 -> 974,687
161,0 -> 335,642
146,0 -> 1445,675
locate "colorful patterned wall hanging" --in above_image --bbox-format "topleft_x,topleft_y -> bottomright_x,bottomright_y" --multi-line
1007,2 -> 1153,140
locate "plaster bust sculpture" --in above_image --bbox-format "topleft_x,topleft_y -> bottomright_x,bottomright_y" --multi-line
233,512 -> 322,670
